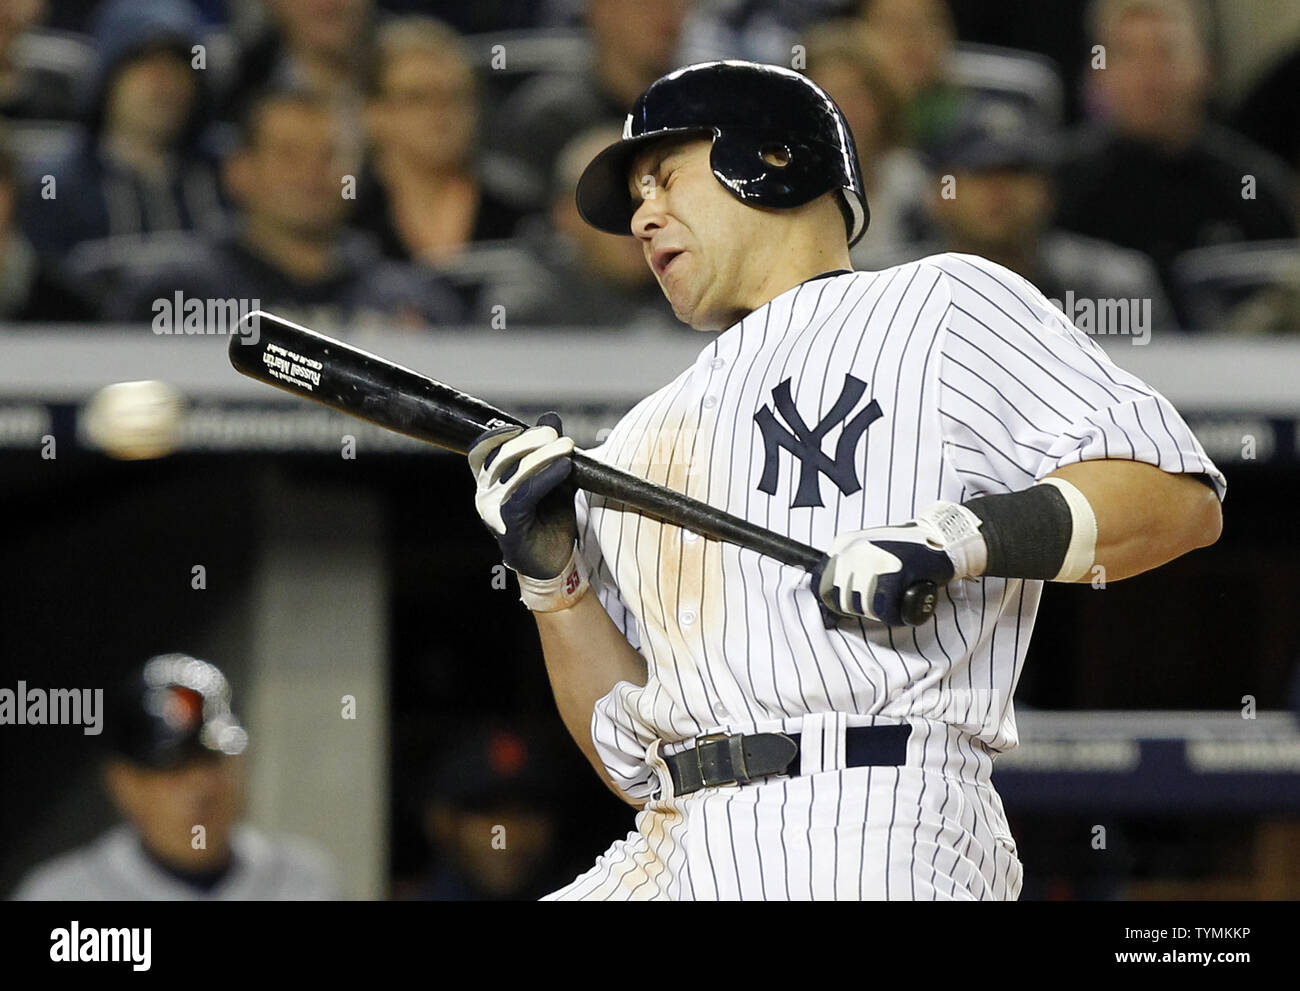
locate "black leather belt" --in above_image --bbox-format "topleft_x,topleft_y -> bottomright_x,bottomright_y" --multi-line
664,724 -> 912,796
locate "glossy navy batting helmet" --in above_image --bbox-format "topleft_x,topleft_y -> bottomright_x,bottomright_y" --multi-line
576,60 -> 869,246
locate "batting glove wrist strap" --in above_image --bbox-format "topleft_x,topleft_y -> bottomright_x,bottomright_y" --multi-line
517,544 -> 589,612
914,501 -> 987,579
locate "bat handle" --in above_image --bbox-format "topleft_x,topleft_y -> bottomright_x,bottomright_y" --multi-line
569,453 -> 937,627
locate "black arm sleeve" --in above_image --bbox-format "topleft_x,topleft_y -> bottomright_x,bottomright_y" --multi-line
964,484 -> 1073,580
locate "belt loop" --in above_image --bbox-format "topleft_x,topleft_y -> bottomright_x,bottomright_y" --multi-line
646,738 -> 676,801
797,713 -> 827,775
796,713 -> 849,774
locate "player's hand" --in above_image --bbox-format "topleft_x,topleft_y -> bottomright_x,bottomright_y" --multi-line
811,519 -> 957,628
468,411 -> 578,580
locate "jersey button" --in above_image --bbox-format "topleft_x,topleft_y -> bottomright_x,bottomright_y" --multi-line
709,357 -> 726,370
702,395 -> 717,409
679,608 -> 696,626
712,701 -> 730,719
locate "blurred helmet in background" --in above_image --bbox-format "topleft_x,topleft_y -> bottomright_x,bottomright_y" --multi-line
104,653 -> 248,769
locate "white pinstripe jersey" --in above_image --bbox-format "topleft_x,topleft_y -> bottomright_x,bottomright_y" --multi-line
576,252 -> 1226,801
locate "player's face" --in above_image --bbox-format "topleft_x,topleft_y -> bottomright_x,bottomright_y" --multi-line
105,753 -> 244,871
628,138 -> 794,331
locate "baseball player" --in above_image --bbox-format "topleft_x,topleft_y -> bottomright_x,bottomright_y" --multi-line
12,654 -> 337,900
468,61 -> 1225,900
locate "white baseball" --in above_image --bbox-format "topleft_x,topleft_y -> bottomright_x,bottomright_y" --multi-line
83,380 -> 185,460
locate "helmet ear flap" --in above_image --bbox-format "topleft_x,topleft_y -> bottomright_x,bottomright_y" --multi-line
708,131 -> 837,210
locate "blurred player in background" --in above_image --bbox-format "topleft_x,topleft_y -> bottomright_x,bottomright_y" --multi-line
12,653 -> 338,900
415,725 -> 567,901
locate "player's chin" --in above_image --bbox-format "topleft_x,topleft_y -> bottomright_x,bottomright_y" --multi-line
673,303 -> 717,332
665,290 -> 720,331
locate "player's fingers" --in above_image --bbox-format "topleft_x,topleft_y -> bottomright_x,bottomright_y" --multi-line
536,410 -> 565,434
871,573 -> 903,626
468,425 -> 523,476
486,426 -> 561,486
502,454 -> 573,523
497,436 -> 575,503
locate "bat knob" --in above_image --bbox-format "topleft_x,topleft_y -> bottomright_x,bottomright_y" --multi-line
900,582 -> 938,626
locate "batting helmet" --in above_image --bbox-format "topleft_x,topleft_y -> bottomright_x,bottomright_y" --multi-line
105,653 -> 248,769
576,60 -> 868,246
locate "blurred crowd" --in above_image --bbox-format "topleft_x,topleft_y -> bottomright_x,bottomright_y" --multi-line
0,0 -> 1297,334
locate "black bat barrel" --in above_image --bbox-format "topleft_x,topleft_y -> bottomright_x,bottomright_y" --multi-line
228,310 -> 526,449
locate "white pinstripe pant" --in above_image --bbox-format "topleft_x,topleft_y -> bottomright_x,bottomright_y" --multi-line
544,715 -> 1024,901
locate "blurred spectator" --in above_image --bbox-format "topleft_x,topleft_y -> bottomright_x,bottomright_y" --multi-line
1232,45 -> 1300,214
107,89 -> 465,333
12,654 -> 337,900
945,0 -> 1092,125
415,724 -> 567,900
1212,245 -> 1300,336
486,0 -> 687,211
20,0 -> 225,262
1173,239 -> 1300,333
854,0 -> 962,153
357,17 -> 523,268
905,98 -> 1175,332
1055,0 -> 1298,325
675,0 -> 851,66
1223,279 -> 1300,336
0,0 -> 81,122
473,126 -> 672,329
0,133 -> 94,321
222,0 -> 376,122
803,22 -> 931,270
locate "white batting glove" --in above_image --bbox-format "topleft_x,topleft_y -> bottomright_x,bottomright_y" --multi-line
467,412 -> 588,611
813,502 -> 987,627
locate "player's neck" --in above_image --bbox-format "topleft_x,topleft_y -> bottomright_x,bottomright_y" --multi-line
746,243 -> 853,315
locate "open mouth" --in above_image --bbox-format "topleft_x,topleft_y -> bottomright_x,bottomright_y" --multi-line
652,248 -> 685,278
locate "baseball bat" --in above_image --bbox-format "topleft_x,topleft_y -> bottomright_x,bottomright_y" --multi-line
227,311 -> 937,625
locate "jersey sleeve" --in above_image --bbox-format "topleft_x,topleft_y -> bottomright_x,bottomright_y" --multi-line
928,253 -> 1226,500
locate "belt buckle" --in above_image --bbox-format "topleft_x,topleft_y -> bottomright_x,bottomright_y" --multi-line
694,731 -> 749,787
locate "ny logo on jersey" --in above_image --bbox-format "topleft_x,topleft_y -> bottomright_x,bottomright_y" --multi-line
754,374 -> 882,508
